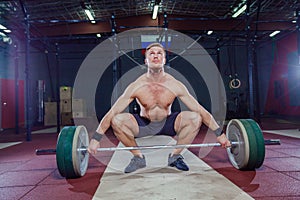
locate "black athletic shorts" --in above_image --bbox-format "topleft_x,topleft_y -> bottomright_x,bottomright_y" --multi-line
133,112 -> 179,138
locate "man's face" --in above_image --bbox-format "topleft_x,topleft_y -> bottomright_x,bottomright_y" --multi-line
145,46 -> 166,69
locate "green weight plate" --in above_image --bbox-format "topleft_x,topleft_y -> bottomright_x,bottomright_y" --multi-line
56,128 -> 67,177
226,119 -> 250,170
56,126 -> 78,178
239,119 -> 258,170
72,126 -> 89,177
246,119 -> 265,168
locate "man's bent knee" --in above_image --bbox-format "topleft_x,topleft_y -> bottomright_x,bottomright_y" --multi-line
111,113 -> 132,129
188,111 -> 202,128
175,111 -> 202,132
111,113 -> 126,128
111,113 -> 138,135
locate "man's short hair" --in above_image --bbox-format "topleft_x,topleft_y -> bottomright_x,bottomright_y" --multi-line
145,43 -> 165,52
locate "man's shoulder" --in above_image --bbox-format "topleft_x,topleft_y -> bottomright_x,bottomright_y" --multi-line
135,73 -> 148,82
165,73 -> 175,79
164,73 -> 180,83
129,74 -> 148,87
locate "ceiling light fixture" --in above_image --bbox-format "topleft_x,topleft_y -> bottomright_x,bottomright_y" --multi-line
0,24 -> 11,33
207,30 -> 213,35
84,9 -> 96,24
152,4 -> 159,20
269,30 -> 280,37
232,4 -> 247,18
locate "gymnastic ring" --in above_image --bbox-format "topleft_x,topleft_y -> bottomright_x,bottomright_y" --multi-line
229,78 -> 241,89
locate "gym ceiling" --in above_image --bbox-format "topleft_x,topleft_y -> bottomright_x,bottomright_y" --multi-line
0,0 -> 299,44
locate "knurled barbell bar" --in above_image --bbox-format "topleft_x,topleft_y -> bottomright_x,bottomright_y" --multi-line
37,140 -> 279,154
35,118 -> 280,179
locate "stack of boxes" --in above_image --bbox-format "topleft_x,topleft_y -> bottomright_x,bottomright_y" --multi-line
60,86 -> 73,125
44,86 -> 87,126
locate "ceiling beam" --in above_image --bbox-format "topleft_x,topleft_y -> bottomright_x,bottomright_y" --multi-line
30,14 -> 296,38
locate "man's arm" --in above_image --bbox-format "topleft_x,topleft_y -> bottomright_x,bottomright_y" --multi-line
175,81 -> 219,130
95,92 -> 134,135
175,80 -> 231,147
88,82 -> 136,154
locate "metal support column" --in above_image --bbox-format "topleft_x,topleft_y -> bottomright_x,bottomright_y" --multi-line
246,0 -> 255,118
252,38 -> 260,121
14,43 -> 19,134
25,14 -> 32,141
55,43 -> 61,133
252,0 -> 262,122
163,12 -> 169,65
216,38 -> 221,71
19,0 -> 31,141
297,8 -> 300,130
297,9 -> 300,65
216,37 -> 224,122
111,15 -> 119,100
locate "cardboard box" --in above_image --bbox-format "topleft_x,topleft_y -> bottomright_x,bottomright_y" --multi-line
72,99 -> 86,112
44,102 -> 57,126
44,115 -> 57,126
60,99 -> 72,113
61,112 -> 73,125
60,86 -> 72,100
44,102 -> 57,114
44,112 -> 57,126
72,112 -> 86,118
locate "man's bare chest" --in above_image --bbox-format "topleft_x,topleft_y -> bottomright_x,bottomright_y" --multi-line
135,83 -> 176,107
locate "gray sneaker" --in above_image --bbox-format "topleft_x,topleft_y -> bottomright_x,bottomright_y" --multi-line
124,155 -> 146,173
168,154 -> 189,171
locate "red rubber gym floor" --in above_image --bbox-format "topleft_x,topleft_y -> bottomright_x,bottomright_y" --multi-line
0,117 -> 299,200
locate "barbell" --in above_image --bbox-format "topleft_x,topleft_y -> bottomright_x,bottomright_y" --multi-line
36,118 -> 280,179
